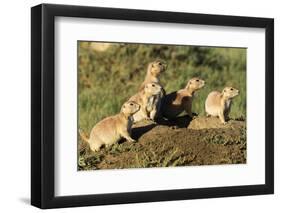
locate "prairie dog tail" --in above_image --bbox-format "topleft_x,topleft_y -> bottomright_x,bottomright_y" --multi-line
78,129 -> 89,143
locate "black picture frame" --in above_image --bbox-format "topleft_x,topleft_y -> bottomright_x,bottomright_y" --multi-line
31,3 -> 274,209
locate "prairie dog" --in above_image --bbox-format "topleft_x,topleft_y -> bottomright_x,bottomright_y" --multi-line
129,82 -> 162,123
162,77 -> 205,119
79,101 -> 140,152
139,59 -> 167,91
139,60 -> 167,119
205,87 -> 239,124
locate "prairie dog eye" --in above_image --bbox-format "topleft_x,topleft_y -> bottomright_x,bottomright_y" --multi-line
158,62 -> 162,66
152,84 -> 155,87
230,88 -> 233,91
130,103 -> 133,106
196,79 -> 199,82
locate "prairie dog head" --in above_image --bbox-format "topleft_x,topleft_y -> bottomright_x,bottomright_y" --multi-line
222,87 -> 239,99
144,83 -> 162,96
186,77 -> 205,91
121,101 -> 140,115
147,60 -> 167,76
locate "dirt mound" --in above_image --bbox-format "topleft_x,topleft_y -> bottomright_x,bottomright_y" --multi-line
188,116 -> 246,130
78,116 -> 246,170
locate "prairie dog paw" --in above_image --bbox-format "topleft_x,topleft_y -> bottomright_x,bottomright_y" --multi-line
146,118 -> 156,124
129,139 -> 136,143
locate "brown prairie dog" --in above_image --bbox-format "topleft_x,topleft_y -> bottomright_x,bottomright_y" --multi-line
205,87 -> 239,124
79,101 -> 140,152
162,77 -> 205,119
139,59 -> 167,91
129,82 -> 162,123
139,60 -> 167,119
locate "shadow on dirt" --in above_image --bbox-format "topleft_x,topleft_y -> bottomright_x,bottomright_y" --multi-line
131,115 -> 193,139
132,123 -> 157,140
156,115 -> 193,128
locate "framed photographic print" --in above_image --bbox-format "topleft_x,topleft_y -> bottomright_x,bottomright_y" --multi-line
31,3 -> 274,209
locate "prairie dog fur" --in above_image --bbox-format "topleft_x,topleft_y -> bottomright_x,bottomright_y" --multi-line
205,87 -> 239,124
139,60 -> 167,120
162,77 -> 205,119
129,82 -> 162,123
79,101 -> 140,152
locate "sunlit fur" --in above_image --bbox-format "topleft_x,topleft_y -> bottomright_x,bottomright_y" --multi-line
162,77 -> 205,120
205,86 -> 239,124
79,101 -> 140,152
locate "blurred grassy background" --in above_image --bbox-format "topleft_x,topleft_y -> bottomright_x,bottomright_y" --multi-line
78,41 -> 246,133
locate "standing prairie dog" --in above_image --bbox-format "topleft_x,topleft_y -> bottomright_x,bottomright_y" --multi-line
139,60 -> 167,119
79,101 -> 140,152
162,77 -> 205,119
139,59 -> 167,91
205,87 -> 239,124
129,82 -> 162,123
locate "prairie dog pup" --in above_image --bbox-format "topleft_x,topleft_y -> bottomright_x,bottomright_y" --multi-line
162,77 -> 205,119
139,60 -> 167,119
79,101 -> 140,152
129,82 -> 162,123
205,87 -> 239,124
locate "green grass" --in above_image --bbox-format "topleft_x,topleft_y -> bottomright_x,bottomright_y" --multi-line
78,42 -> 246,133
